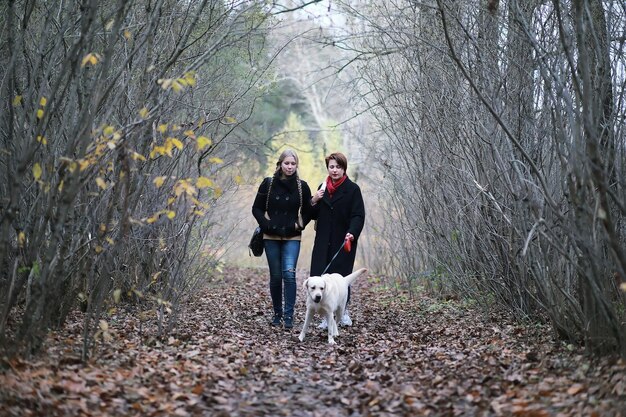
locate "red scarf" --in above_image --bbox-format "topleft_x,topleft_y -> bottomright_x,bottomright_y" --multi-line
325,175 -> 347,198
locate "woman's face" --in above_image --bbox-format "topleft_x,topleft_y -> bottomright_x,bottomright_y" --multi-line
327,159 -> 345,181
281,156 -> 297,176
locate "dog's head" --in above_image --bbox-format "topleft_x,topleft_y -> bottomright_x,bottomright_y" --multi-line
303,276 -> 326,303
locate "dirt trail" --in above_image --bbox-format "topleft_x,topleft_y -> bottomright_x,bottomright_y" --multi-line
1,267 -> 624,416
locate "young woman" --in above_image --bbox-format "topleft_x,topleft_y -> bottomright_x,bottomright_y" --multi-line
309,152 -> 365,327
252,149 -> 312,329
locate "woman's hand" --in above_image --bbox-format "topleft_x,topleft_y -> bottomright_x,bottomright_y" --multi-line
344,234 -> 353,252
311,189 -> 324,204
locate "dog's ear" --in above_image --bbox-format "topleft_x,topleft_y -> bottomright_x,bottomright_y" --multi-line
302,278 -> 309,289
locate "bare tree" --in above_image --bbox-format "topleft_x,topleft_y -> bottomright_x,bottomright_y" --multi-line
0,0 -> 279,357
331,0 -> 625,355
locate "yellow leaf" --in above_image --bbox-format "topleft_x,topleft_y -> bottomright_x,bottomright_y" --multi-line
95,245 -> 104,253
214,187 -> 223,198
146,214 -> 159,224
33,163 -> 42,180
184,130 -> 195,138
209,157 -> 223,164
113,289 -> 121,303
167,197 -> 176,205
95,177 -> 107,189
18,232 -> 26,247
193,210 -> 205,216
224,116 -> 237,123
153,176 -> 166,187
166,211 -> 176,219
164,143 -> 173,157
184,71 -> 197,86
621,283 -> 626,292
105,19 -> 114,30
158,78 -> 172,90
100,224 -> 107,232
36,109 -> 44,119
37,136 -> 47,145
139,107 -> 149,118
174,180 -> 197,197
81,53 -> 100,67
194,200 -> 209,212
107,141 -> 116,150
157,124 -> 168,133
131,152 -> 146,161
171,80 -> 183,92
196,177 -> 213,188
124,30 -> 132,40
12,95 -> 22,106
152,271 -> 162,283
58,180 -> 64,192
39,97 -> 47,107
106,237 -> 114,245
234,175 -> 243,185
170,138 -> 183,150
196,136 -> 212,151
103,126 -> 115,136
78,159 -> 90,171
99,320 -> 109,331
81,54 -> 92,67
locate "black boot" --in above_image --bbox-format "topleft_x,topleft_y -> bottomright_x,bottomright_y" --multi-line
284,316 -> 293,329
271,314 -> 282,327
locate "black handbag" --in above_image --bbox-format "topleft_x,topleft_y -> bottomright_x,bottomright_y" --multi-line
248,226 -> 264,257
249,178 -> 272,257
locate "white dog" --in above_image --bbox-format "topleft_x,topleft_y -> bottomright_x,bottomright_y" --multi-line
299,268 -> 368,344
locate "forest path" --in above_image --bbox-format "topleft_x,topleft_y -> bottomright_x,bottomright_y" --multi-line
1,267 -> 624,417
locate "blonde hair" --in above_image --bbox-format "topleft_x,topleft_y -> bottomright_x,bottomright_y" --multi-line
275,149 -> 299,172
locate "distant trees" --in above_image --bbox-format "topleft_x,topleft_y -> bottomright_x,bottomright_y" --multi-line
335,0 -> 626,355
0,0 -> 280,357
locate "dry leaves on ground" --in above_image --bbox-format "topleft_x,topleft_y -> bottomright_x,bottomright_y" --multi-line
1,266 -> 625,416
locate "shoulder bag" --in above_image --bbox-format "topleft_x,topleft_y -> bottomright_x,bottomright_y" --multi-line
249,178 -> 272,256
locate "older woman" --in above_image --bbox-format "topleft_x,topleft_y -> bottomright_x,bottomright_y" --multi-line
309,152 -> 365,327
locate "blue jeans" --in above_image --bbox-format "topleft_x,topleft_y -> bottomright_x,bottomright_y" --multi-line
264,239 -> 300,319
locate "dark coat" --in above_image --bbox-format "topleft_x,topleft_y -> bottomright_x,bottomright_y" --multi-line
252,174 -> 312,238
309,177 -> 365,276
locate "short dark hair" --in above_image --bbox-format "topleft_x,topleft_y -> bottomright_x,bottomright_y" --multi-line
325,152 -> 347,171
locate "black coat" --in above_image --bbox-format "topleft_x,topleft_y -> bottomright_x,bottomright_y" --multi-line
310,177 -> 365,276
252,174 -> 312,238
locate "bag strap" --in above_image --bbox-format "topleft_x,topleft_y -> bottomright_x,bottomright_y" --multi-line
297,178 -> 302,209
265,177 -> 273,213
296,178 -> 303,227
